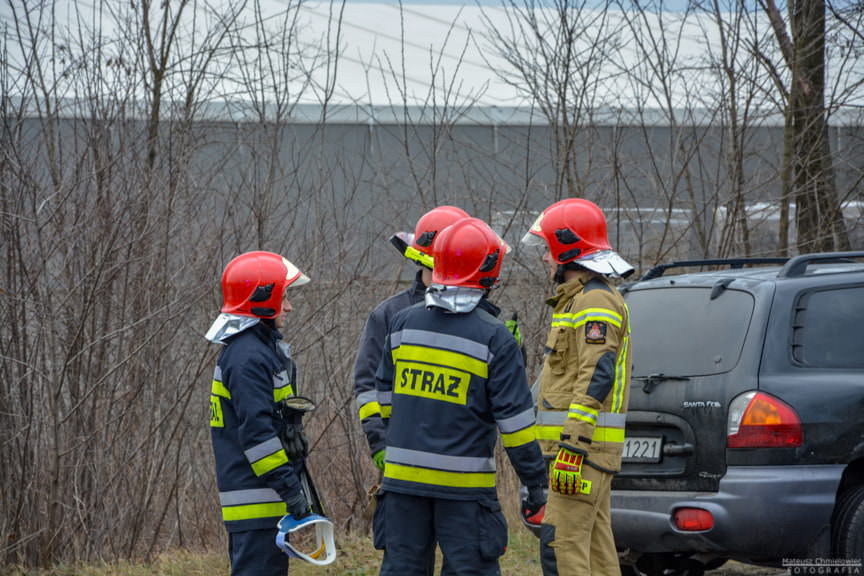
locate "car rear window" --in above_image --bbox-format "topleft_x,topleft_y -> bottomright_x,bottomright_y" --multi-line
792,285 -> 864,368
626,286 -> 755,377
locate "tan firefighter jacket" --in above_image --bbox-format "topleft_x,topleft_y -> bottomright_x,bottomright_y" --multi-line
536,270 -> 631,473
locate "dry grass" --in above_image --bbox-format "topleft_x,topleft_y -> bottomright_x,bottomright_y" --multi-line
4,524 -> 541,576
4,525 -> 786,576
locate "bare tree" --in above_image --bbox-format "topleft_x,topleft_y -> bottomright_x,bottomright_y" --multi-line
480,0 -> 626,200
759,0 -> 852,252
1,0 -> 861,570
0,0 -> 337,565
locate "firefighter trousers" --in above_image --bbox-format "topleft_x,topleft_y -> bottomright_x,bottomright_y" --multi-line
228,528 -> 288,576
375,490 -> 508,576
539,464 -> 620,576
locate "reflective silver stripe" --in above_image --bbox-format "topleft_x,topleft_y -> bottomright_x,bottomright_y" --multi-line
497,408 -> 536,434
357,390 -> 378,408
597,412 -> 626,428
536,410 -> 567,426
377,391 -> 392,406
389,330 -> 404,348
537,410 -> 624,427
244,436 -> 283,463
219,488 -> 281,506
394,328 -> 492,362
273,369 -> 291,390
386,446 -> 496,473
568,406 -> 598,424
214,365 -> 222,380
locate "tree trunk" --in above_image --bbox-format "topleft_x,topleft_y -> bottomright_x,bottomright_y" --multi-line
791,0 -> 849,252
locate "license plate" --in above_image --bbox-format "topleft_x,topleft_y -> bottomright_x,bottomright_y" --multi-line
622,436 -> 663,463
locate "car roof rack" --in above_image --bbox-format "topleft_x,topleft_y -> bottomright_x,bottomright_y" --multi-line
640,258 -> 789,281
777,251 -> 864,278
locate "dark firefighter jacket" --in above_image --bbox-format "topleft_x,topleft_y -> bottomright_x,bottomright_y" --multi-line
353,270 -> 426,456
376,299 -> 547,501
210,322 -> 302,532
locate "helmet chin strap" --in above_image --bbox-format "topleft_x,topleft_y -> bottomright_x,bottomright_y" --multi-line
556,262 -> 591,284
555,265 -> 567,284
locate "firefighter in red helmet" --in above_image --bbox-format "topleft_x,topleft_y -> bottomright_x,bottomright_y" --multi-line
353,205 -> 470,474
373,217 -> 547,576
205,251 -> 311,576
522,199 -> 634,576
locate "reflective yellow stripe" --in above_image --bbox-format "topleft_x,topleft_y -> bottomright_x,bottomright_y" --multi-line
384,463 -> 496,488
381,405 -> 392,418
359,401 -> 382,420
250,449 -> 289,476
568,412 -> 596,425
273,384 -> 296,403
552,307 -> 623,329
392,345 -> 488,379
501,425 -> 537,448
535,425 -> 623,444
211,380 -> 231,399
221,501 -> 286,522
570,403 -> 598,417
612,335 -> 629,413
568,404 -> 599,424
536,425 -> 563,441
592,426 -> 625,444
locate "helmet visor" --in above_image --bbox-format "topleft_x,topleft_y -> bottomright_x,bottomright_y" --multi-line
276,514 -> 337,566
521,212 -> 546,247
283,257 -> 310,288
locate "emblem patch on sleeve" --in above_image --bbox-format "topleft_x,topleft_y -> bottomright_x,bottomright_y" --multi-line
585,321 -> 607,344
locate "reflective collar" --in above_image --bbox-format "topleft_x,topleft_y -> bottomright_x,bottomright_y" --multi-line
425,284 -> 485,313
205,313 -> 260,344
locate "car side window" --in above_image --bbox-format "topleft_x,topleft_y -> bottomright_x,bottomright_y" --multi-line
792,285 -> 864,368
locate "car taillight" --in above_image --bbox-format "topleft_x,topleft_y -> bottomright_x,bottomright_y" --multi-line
672,508 -> 714,532
727,391 -> 802,448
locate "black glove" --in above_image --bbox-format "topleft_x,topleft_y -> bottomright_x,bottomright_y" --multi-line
521,485 -> 547,525
276,399 -> 310,461
281,421 -> 309,461
285,490 -> 310,519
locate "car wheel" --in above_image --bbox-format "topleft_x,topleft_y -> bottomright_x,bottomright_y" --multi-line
832,484 -> 864,558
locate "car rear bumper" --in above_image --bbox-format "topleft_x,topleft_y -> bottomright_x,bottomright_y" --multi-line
611,465 -> 844,561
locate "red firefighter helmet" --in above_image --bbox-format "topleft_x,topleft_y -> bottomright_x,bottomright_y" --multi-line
432,217 -> 507,289
412,206 -> 470,255
522,198 -> 633,277
390,206 -> 470,269
220,251 -> 310,319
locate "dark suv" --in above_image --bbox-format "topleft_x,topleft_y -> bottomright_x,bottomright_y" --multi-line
611,252 -> 864,576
